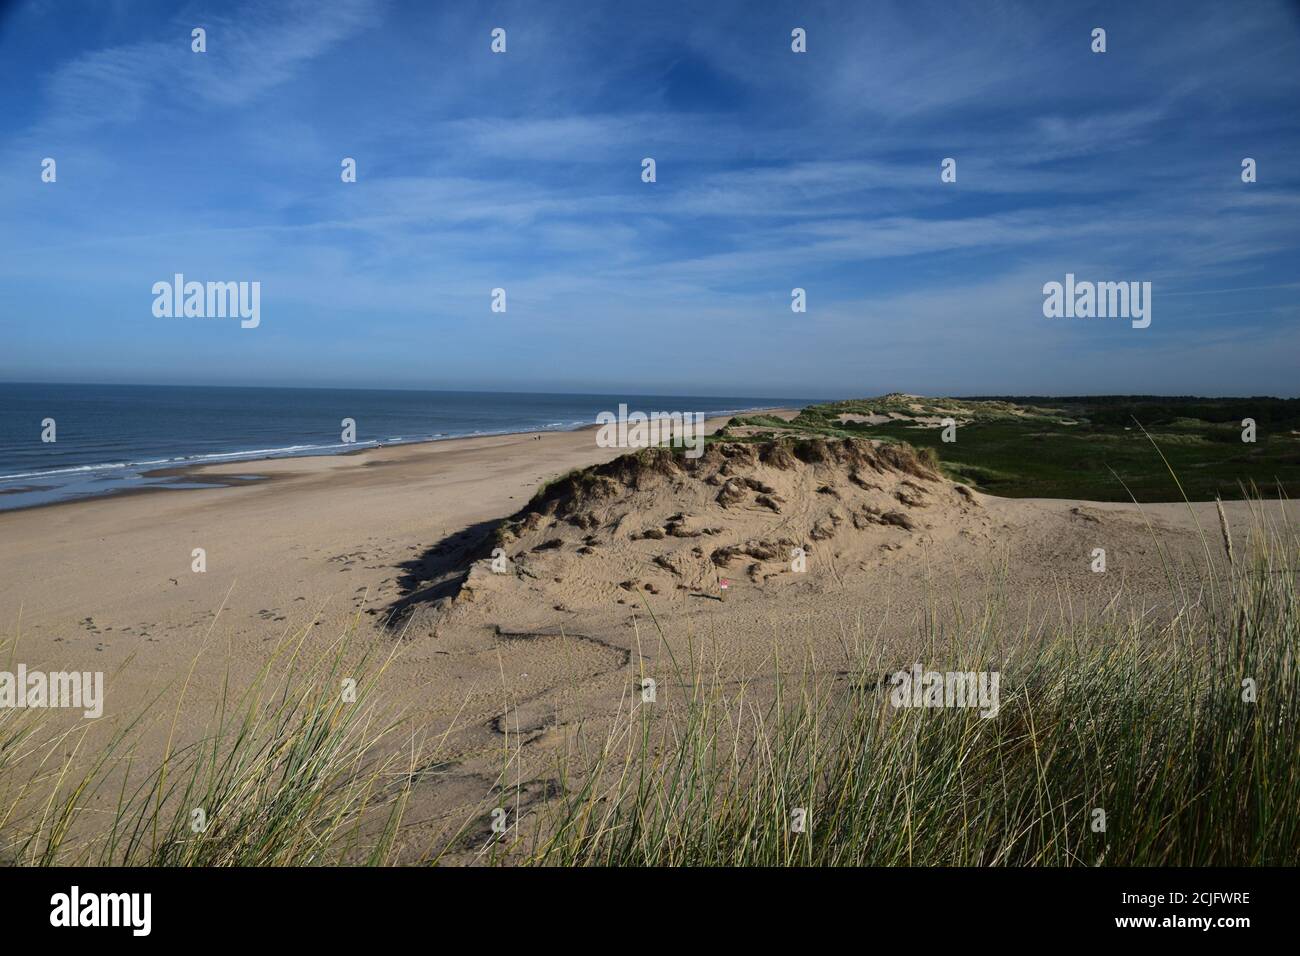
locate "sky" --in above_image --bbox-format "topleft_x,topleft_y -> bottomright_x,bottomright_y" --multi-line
1,0 -> 1298,399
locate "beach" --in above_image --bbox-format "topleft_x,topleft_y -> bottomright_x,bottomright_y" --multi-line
2,407 -> 1279,859
5,0 -> 1299,913
0,412 -> 747,679
1,413 -> 788,850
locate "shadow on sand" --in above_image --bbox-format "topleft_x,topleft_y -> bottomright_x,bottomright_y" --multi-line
381,518 -> 499,629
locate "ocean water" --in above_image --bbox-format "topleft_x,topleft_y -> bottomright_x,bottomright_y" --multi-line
0,383 -> 803,511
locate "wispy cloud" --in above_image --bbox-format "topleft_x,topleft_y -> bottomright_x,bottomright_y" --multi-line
1,0 -> 1297,395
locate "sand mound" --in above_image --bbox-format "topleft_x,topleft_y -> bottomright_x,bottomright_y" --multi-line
442,438 -> 986,616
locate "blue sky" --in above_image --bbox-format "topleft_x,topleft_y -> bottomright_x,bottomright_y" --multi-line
1,0 -> 1297,398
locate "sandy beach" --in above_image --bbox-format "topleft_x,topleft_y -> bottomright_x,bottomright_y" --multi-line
0,414 -> 746,683
0,410 -> 1286,858
6,0 -> 1300,919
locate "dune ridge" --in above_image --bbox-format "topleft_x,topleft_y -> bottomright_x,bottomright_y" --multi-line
439,437 -> 989,622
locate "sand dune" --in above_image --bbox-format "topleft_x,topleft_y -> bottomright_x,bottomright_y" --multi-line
439,438 -> 982,622
0,414 -> 1279,858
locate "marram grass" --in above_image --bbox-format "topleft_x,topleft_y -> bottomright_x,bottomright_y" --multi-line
2,502 -> 1296,867
521,502 -> 1298,866
1,615 -> 423,866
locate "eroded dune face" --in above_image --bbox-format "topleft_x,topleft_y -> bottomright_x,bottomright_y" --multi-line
446,438 -> 990,618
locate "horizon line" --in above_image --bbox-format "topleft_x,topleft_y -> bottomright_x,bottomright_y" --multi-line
2,380 -> 1297,402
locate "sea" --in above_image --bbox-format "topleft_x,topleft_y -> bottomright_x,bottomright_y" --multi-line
0,383 -> 806,511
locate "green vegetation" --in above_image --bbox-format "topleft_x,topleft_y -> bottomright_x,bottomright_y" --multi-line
5,408 -> 1297,867
524,507 -> 1299,865
717,394 -> 1300,501
1,621 -> 421,866
6,505 -> 1297,867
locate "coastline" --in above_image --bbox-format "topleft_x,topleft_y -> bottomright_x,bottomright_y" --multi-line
0,403 -> 1281,862
0,405 -> 797,515
0,408 -> 794,756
